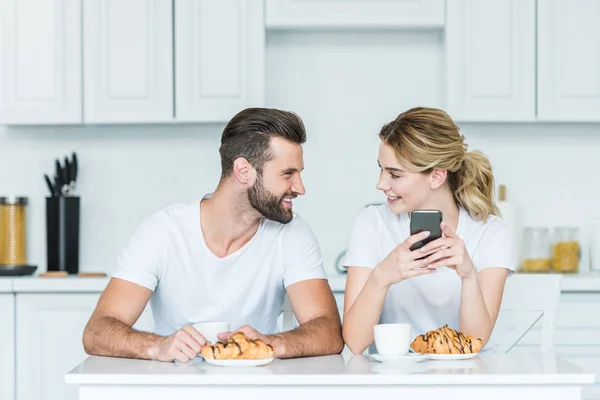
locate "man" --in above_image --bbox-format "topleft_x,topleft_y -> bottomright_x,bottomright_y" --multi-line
82,108 -> 344,363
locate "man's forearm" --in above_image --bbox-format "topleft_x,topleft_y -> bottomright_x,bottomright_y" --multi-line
268,316 -> 344,359
82,316 -> 164,360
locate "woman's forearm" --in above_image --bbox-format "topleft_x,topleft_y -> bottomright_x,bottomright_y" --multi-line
342,269 -> 390,354
459,274 -> 493,343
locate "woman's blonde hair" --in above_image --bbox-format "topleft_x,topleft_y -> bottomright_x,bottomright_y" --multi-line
379,107 -> 499,221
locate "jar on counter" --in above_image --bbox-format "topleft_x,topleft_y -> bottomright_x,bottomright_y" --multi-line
552,227 -> 580,273
520,227 -> 552,273
0,196 -> 28,266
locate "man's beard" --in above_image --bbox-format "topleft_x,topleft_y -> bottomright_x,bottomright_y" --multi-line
247,175 -> 294,224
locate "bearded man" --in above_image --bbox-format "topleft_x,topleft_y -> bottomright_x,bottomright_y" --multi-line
82,108 -> 343,363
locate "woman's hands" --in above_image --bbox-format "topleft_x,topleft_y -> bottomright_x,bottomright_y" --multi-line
372,230 -> 437,287
418,222 -> 476,280
373,222 -> 476,288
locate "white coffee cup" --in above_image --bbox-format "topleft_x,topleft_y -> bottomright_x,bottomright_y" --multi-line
192,322 -> 230,344
373,323 -> 412,357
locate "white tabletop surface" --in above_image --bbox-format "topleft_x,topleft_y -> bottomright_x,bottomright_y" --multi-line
65,353 -> 595,386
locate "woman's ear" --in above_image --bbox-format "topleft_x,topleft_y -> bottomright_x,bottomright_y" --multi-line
430,169 -> 448,189
232,157 -> 255,185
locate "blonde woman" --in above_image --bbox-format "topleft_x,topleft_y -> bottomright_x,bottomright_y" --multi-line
342,107 -> 515,355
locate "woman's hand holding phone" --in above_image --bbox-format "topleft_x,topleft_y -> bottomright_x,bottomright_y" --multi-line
416,222 -> 476,280
372,230 -> 438,287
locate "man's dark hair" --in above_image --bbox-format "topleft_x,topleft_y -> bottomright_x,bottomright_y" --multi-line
219,108 -> 306,178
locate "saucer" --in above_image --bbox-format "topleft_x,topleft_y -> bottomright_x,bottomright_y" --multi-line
370,353 -> 427,363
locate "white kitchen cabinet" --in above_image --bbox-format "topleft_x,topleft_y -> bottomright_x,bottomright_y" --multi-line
266,0 -> 445,29
537,0 -> 600,121
174,0 -> 265,122
15,293 -> 100,400
0,294 -> 15,400
0,0 -> 82,124
83,0 -> 173,123
12,289 -> 153,400
445,0 -> 536,121
511,293 -> 600,400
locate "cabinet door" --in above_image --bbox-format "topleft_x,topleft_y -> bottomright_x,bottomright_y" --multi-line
510,293 -> 600,400
174,0 -> 265,122
266,0 -> 445,29
16,294 -> 100,400
445,0 -> 536,121
537,0 -> 600,121
0,0 -> 81,124
83,0 -> 173,123
0,294 -> 15,400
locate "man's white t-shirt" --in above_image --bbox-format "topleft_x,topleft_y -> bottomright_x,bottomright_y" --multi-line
343,204 -> 515,343
113,196 -> 327,336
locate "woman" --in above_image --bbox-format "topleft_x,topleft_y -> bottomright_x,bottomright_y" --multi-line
342,107 -> 515,355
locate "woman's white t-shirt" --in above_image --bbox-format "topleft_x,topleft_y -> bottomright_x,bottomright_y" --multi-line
343,204 -> 515,340
113,197 -> 327,336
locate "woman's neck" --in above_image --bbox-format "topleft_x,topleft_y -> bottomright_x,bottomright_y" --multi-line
418,189 -> 460,232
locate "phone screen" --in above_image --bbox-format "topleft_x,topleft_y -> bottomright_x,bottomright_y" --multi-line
409,210 -> 443,251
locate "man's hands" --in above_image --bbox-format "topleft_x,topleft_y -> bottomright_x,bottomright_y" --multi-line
150,325 -> 208,363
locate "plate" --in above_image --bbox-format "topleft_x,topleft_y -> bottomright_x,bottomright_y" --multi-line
203,358 -> 274,367
370,353 -> 427,363
425,353 -> 478,360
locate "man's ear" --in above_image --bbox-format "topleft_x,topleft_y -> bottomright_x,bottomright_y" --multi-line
430,168 -> 448,189
232,157 -> 255,185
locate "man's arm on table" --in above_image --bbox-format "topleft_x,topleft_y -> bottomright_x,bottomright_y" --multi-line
271,278 -> 344,358
82,277 -> 206,362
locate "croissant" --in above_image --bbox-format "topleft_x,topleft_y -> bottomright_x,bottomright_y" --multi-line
200,332 -> 275,360
410,324 -> 483,354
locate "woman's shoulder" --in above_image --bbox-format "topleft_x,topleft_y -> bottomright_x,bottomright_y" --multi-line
354,203 -> 409,226
462,208 -> 512,241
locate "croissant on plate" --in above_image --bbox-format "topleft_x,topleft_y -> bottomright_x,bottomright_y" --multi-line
200,332 -> 275,360
410,324 -> 483,354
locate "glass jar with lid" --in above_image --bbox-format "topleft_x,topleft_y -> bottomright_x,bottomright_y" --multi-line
0,196 -> 28,266
520,227 -> 552,273
552,227 -> 580,273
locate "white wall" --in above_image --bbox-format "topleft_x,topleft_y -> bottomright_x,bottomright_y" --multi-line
1,30 -> 598,275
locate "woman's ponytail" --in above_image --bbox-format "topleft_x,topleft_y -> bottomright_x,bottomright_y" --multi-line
452,151 -> 499,221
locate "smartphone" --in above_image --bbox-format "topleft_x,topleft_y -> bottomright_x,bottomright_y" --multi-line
409,210 -> 443,251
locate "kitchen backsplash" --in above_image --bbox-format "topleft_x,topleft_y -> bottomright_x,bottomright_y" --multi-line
1,30 -> 599,275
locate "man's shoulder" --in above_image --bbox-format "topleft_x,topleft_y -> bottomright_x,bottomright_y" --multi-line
161,200 -> 198,219
137,200 -> 199,232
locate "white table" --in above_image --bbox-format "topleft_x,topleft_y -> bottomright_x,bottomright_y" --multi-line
66,353 -> 595,400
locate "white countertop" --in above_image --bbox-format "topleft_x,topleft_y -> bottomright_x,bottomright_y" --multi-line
0,279 -> 12,293
8,276 -> 111,292
65,353 -> 594,386
1,273 -> 600,293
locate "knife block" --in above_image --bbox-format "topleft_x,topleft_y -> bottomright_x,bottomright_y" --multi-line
46,196 -> 80,274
